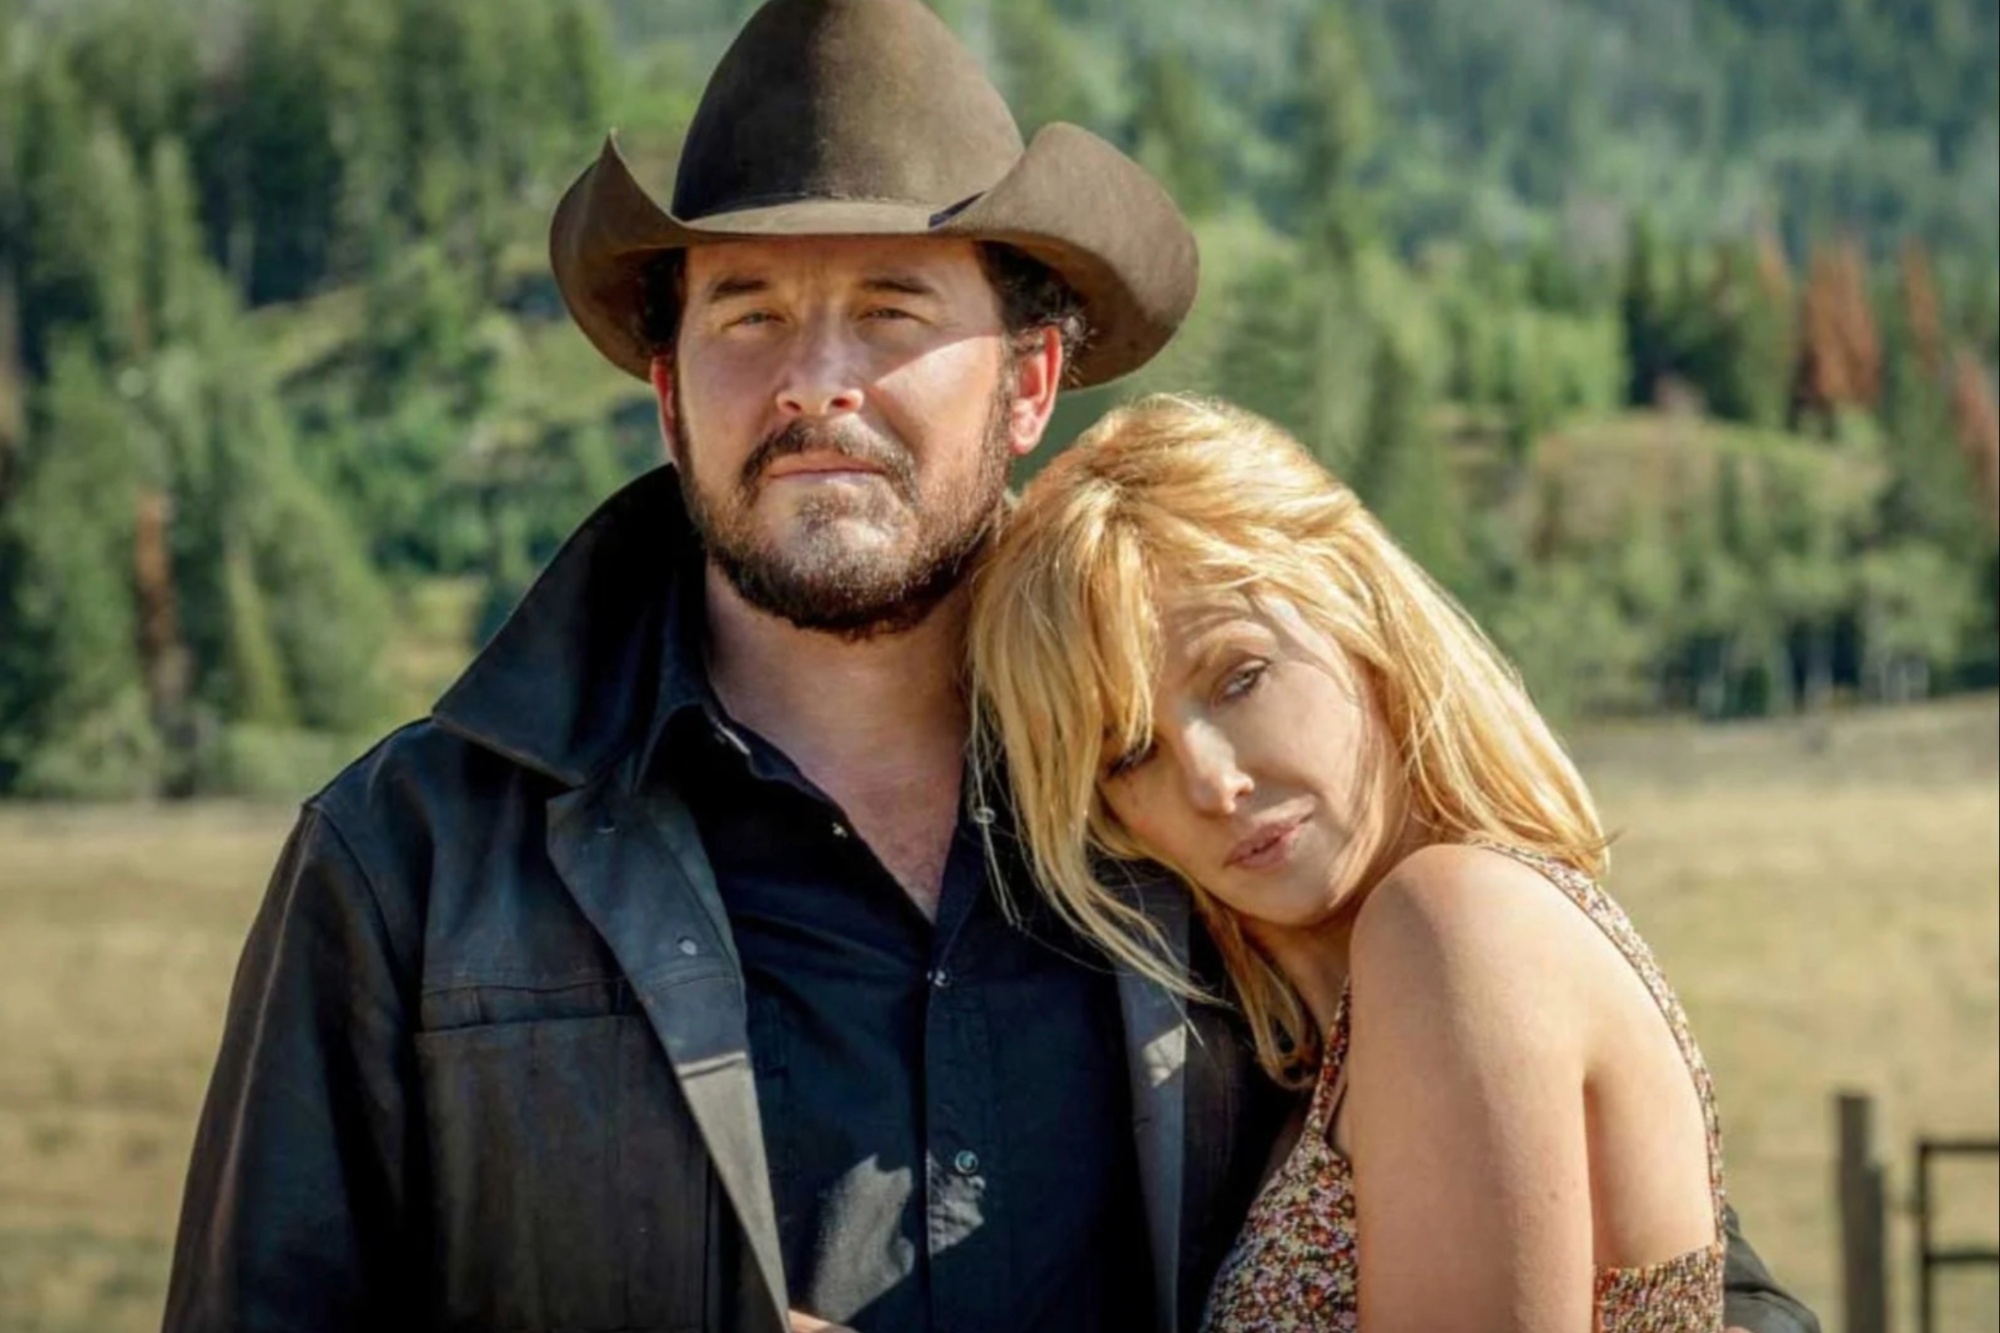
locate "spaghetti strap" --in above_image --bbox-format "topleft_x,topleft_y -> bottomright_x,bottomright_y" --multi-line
1302,979 -> 1353,1142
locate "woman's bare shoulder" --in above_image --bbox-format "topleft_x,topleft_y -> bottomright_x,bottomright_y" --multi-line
1355,844 -> 1586,961
1350,844 -> 1603,1035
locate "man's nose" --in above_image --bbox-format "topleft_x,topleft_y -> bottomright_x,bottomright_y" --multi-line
775,319 -> 866,419
1179,726 -> 1251,817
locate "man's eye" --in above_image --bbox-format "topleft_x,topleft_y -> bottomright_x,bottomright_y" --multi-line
726,310 -> 777,328
864,306 -> 918,322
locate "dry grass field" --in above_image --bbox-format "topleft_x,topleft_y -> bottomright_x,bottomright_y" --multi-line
0,695 -> 1994,1331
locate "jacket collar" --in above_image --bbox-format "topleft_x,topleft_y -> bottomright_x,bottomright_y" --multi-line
432,466 -> 697,787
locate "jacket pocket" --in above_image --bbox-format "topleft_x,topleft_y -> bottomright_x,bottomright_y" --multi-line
416,1013 -> 710,1332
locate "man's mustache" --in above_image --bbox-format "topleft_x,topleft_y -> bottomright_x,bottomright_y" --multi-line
740,420 -> 918,501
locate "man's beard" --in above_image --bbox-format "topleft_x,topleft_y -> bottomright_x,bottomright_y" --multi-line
669,385 -> 1014,640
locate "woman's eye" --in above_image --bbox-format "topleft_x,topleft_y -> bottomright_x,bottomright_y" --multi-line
1219,662 -> 1268,701
1105,740 -> 1156,781
726,310 -> 776,329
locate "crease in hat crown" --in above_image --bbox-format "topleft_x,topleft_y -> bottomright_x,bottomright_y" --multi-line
673,0 -> 1025,220
548,0 -> 1200,388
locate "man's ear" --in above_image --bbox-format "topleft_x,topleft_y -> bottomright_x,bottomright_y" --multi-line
649,354 -> 677,455
1005,327 -> 1065,460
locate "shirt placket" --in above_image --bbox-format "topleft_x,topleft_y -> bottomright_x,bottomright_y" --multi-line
922,826 -> 1002,1333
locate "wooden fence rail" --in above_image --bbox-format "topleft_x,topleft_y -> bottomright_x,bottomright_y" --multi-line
1834,1090 -> 2000,1333
1913,1137 -> 2000,1333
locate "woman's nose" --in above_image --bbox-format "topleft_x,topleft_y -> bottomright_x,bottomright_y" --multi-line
1179,726 -> 1252,817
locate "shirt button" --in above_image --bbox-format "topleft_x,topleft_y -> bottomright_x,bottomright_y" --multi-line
928,967 -> 952,989
969,804 -> 996,826
831,822 -> 850,839
677,936 -> 701,956
952,1149 -> 980,1176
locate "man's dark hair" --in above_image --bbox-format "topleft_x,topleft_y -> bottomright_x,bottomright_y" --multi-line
636,242 -> 1090,380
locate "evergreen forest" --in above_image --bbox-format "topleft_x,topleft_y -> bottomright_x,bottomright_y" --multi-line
0,0 -> 1995,798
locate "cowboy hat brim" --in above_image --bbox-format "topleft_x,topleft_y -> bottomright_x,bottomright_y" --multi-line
550,122 -> 1198,389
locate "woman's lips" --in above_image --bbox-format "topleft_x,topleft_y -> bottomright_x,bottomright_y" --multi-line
1225,815 -> 1306,871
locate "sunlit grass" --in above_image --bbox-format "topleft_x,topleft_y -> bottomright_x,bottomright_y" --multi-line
0,697 -> 1993,1330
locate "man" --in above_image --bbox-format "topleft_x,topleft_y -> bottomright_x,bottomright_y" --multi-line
164,1 -> 1820,1330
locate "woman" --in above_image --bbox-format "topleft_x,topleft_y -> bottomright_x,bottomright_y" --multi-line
967,395 -> 1726,1332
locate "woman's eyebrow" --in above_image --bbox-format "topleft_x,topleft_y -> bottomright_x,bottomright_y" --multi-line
1174,620 -> 1268,686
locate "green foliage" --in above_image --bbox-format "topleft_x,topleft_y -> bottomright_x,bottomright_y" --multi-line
1,0 -> 1997,799
1287,3 -> 1377,267
1130,47 -> 1224,217
1351,335 -> 1469,594
10,58 -> 148,371
0,342 -> 159,796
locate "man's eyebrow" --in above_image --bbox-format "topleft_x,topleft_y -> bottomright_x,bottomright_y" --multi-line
860,273 -> 941,298
697,274 -> 771,303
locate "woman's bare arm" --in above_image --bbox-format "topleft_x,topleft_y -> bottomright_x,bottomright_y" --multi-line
1345,846 -> 1603,1333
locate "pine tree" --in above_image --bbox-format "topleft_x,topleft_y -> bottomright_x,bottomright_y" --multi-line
1949,349 -> 1999,529
1129,47 -> 1222,218
145,137 -> 221,350
63,0 -> 202,160
1352,335 -> 1467,595
0,341 -> 161,796
994,0 -> 1100,132
1696,235 -> 1794,428
13,56 -> 148,370
1878,256 -> 1988,559
1793,236 -> 1882,429
1290,3 -> 1377,270
223,0 -> 350,302
1620,215 -> 1671,406
1670,473 -> 1750,718
1900,240 -> 1946,377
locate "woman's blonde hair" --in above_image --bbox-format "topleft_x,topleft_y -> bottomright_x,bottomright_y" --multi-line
968,394 -> 1607,1086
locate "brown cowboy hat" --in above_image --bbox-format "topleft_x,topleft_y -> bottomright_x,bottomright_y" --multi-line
549,0 -> 1197,388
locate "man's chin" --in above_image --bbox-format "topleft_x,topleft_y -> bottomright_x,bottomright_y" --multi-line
763,514 -> 912,563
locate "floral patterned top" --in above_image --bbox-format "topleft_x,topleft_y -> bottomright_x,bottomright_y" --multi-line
1200,843 -> 1727,1333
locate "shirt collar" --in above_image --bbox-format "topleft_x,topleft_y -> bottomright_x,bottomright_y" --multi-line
638,539 -> 754,785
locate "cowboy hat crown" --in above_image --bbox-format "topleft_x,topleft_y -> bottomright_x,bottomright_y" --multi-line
550,0 -> 1197,387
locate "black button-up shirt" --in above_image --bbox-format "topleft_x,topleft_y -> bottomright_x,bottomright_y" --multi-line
650,575 -> 1152,1333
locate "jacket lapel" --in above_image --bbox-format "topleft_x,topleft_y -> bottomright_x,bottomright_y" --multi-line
434,472 -> 790,1325
546,774 -> 787,1331
1116,880 -> 1193,1333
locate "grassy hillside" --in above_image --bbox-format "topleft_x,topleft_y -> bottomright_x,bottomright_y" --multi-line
0,696 -> 1993,1329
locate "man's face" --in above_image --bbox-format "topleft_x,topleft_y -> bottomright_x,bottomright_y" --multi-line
655,236 -> 1057,638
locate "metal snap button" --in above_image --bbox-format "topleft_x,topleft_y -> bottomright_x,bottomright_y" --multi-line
952,1149 -> 980,1176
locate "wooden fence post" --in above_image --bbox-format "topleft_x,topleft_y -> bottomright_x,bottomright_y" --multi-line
1837,1091 -> 1890,1333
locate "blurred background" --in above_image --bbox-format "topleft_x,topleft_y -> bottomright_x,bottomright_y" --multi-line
0,0 -> 1993,1328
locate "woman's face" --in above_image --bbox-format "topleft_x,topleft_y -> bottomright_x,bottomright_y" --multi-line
1098,589 -> 1407,934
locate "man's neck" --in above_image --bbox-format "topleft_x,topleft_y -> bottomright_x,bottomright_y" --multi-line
703,563 -> 971,764
701,564 -> 971,915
